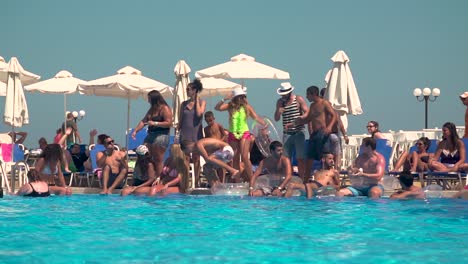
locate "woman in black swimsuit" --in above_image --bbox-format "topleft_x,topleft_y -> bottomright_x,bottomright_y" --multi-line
132,90 -> 173,177
394,137 -> 432,172
17,170 -> 70,197
429,122 -> 466,172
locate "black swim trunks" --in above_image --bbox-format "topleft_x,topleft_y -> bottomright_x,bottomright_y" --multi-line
307,130 -> 329,160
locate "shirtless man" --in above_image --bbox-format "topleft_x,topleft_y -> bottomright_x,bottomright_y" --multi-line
390,171 -> 425,200
96,136 -> 128,194
182,138 -> 239,186
321,87 -> 349,169
204,111 -> 227,141
249,141 -> 292,197
293,85 -> 337,181
337,137 -> 386,198
284,152 -> 340,198
274,82 -> 310,182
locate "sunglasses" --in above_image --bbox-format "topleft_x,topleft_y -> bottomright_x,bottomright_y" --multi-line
105,140 -> 115,145
366,125 -> 375,128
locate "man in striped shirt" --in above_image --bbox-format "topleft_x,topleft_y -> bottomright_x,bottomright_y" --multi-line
274,82 -> 310,182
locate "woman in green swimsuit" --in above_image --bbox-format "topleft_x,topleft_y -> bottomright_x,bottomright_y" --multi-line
215,87 -> 265,182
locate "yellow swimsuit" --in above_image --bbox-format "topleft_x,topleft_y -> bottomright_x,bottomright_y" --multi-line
230,106 -> 249,139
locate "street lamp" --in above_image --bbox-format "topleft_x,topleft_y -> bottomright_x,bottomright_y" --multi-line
413,87 -> 440,129
72,110 -> 86,122
65,110 -> 85,144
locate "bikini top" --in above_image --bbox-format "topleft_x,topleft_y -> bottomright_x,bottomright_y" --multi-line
24,183 -> 50,197
144,110 -> 170,134
161,165 -> 178,178
420,156 -> 430,163
230,106 -> 249,139
440,149 -> 460,164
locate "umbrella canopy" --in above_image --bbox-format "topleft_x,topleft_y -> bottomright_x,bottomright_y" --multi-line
324,50 -> 363,130
1,57 -> 40,127
25,70 -> 87,136
25,70 -> 85,94
0,56 -> 6,71
172,60 -> 191,129
0,57 -> 41,86
1,57 -> 40,193
78,66 -> 173,148
0,82 -> 5,96
198,77 -> 243,97
195,53 -> 290,81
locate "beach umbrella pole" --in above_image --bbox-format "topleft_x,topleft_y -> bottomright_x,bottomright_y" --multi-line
10,76 -> 16,192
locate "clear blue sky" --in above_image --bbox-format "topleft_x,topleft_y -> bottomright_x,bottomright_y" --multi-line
2,0 -> 467,148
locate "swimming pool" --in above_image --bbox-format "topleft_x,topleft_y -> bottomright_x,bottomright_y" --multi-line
0,195 -> 466,263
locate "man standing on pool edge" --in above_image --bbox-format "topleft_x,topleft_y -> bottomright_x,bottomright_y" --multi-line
337,137 -> 385,199
274,82 -> 309,183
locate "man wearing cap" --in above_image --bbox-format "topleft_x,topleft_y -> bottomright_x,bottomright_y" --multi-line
274,82 -> 310,181
182,138 -> 239,187
460,92 -> 468,138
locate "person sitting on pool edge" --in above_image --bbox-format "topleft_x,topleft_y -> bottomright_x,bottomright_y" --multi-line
96,136 -> 128,194
249,141 -> 292,197
182,138 -> 239,188
284,152 -> 340,199
337,137 -> 386,199
390,171 -> 425,200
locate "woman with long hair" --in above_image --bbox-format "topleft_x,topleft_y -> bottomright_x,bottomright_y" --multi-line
178,79 -> 206,187
429,122 -> 465,172
149,144 -> 189,196
394,137 -> 433,172
366,121 -> 386,139
120,145 -> 156,196
215,87 -> 265,182
132,90 -> 173,177
34,144 -> 72,195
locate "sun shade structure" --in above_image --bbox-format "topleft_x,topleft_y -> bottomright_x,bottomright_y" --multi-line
172,60 -> 191,129
324,50 -> 363,130
25,70 -> 87,131
195,53 -> 290,87
78,66 -> 173,149
0,82 -> 5,96
1,57 -> 40,127
198,77 -> 243,97
0,57 -> 40,192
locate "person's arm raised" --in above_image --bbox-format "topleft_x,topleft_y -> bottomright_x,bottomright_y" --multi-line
194,93 -> 206,117
215,94 -> 232,111
274,99 -> 284,122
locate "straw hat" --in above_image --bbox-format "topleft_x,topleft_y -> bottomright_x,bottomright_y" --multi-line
277,82 -> 294,95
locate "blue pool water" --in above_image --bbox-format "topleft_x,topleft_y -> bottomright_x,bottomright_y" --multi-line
0,195 -> 467,264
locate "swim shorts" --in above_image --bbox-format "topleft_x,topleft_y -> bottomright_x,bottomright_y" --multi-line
306,130 -> 329,160
346,184 -> 385,197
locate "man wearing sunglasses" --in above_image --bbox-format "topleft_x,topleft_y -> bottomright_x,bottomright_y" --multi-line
96,136 -> 128,194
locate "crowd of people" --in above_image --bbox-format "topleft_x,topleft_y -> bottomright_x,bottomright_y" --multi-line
5,82 -> 468,200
